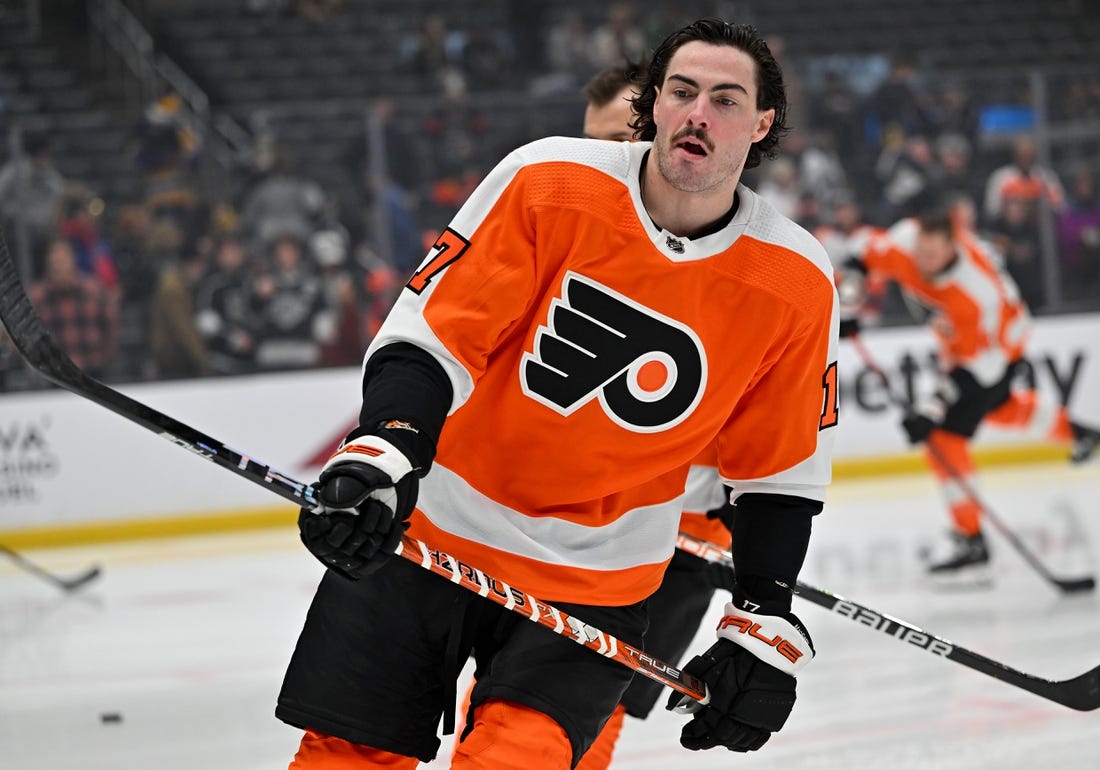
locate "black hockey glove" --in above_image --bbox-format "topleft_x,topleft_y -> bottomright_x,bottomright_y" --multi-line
298,435 -> 418,580
840,256 -> 868,277
900,411 -> 936,444
839,317 -> 861,339
667,579 -> 813,753
900,366 -> 982,445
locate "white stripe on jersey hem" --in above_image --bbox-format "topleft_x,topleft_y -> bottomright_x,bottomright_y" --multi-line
417,463 -> 683,571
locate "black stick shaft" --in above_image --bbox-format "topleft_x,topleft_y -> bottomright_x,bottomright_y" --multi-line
676,532 -> 1100,710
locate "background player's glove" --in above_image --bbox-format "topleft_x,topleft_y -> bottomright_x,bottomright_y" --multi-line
836,257 -> 867,340
900,366 -> 979,445
900,411 -> 937,444
668,579 -> 813,753
839,316 -> 861,339
298,435 -> 418,580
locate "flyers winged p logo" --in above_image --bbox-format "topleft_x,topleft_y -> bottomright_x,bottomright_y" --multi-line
521,272 -> 706,432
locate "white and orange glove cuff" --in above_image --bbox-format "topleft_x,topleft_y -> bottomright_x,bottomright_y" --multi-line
323,435 -> 414,482
715,602 -> 815,677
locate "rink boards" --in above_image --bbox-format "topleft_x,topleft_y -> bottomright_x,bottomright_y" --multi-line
1,313 -> 1098,546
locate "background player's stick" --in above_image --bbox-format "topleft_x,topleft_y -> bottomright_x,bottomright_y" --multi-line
849,333 -> 1096,595
677,531 -> 1100,711
0,542 -> 101,592
0,230 -> 708,706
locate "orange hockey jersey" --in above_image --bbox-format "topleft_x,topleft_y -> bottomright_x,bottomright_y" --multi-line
861,219 -> 1030,386
367,137 -> 839,605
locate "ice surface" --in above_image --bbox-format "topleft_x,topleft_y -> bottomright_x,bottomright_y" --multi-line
2,461 -> 1099,769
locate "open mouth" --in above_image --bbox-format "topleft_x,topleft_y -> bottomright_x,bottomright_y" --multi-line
676,140 -> 708,157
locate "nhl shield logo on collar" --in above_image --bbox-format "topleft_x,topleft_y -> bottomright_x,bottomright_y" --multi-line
665,235 -> 686,254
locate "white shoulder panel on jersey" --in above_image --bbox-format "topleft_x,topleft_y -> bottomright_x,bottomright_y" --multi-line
946,255 -> 1016,386
973,233 -> 1007,271
883,218 -> 919,253
741,188 -> 835,283
510,135 -> 634,181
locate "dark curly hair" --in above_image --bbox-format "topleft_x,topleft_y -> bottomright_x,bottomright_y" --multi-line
583,58 -> 648,109
630,19 -> 789,170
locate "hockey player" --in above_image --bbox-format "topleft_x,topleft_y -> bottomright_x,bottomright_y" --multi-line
279,19 -> 839,768
843,210 -> 1100,583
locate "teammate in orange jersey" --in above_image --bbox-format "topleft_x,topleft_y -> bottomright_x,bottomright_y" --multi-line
844,210 -> 1100,583
279,19 -> 839,768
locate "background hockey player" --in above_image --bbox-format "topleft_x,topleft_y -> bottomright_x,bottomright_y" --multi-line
842,210 -> 1100,584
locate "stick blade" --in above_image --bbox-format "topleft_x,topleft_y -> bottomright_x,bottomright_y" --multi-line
62,565 -> 102,592
1043,664 -> 1100,711
1055,576 -> 1096,595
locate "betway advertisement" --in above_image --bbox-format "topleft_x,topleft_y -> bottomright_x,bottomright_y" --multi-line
835,312 -> 1100,453
0,314 -> 1097,534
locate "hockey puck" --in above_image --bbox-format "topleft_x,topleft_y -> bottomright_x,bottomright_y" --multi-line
100,712 -> 123,724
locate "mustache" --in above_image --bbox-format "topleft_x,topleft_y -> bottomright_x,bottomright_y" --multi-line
671,127 -> 714,151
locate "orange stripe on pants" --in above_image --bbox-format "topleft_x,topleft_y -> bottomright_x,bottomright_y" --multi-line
454,685 -> 622,769
925,430 -> 982,536
985,390 -> 1074,442
291,699 -> 574,769
985,389 -> 1037,428
453,699 -> 573,769
289,730 -> 418,769
575,704 -> 627,770
1049,407 -> 1074,443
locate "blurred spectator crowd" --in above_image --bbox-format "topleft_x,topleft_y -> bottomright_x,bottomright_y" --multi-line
2,0 -> 1099,391
0,95 -> 401,389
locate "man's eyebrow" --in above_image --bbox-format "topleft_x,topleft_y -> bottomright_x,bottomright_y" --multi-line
667,73 -> 748,96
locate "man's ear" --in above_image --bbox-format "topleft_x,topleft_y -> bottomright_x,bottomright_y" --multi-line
650,85 -> 663,129
751,108 -> 776,144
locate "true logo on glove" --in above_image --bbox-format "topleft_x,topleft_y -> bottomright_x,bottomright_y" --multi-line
718,614 -> 806,665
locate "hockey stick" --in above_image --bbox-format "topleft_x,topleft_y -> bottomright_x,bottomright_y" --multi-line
676,531 -> 1100,711
849,333 -> 1096,595
0,542 -> 101,592
0,231 -> 708,705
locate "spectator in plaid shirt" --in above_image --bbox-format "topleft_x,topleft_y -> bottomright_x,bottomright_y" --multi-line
29,239 -> 119,379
